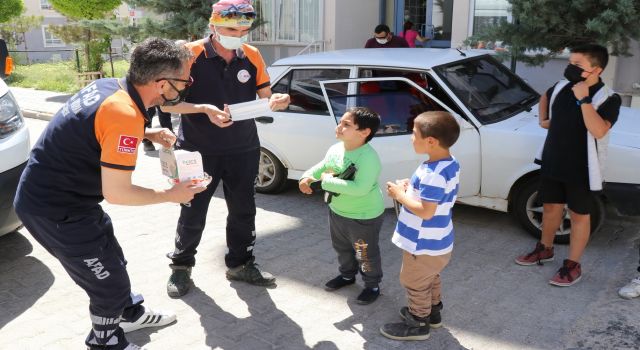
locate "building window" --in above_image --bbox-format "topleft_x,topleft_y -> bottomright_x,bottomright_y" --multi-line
251,0 -> 322,43
40,0 -> 53,10
472,0 -> 510,36
42,26 -> 65,47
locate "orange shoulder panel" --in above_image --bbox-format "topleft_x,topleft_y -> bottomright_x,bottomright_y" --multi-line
242,44 -> 270,88
94,90 -> 145,171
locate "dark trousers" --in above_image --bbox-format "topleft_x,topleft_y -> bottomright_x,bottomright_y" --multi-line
169,149 -> 260,268
329,210 -> 384,288
16,208 -> 144,350
146,106 -> 173,130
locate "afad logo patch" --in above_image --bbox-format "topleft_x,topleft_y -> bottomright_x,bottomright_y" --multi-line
118,135 -> 139,154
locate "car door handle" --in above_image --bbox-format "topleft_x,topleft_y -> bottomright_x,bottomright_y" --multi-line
255,116 -> 274,124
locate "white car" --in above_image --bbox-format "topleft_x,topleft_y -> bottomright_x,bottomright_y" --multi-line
255,48 -> 640,243
0,39 -> 29,237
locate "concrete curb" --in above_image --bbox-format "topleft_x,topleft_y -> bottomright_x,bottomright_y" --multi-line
22,109 -> 54,121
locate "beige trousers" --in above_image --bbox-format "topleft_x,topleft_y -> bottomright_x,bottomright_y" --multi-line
399,250 -> 452,318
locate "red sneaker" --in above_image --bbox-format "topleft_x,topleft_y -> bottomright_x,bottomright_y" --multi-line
549,259 -> 582,287
515,242 -> 554,266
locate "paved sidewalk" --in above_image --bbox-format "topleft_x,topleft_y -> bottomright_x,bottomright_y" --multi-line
2,93 -> 640,349
10,86 -> 71,121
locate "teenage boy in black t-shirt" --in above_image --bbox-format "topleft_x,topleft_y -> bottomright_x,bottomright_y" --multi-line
514,44 -> 621,287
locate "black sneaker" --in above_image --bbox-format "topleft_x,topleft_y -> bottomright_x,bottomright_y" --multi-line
380,311 -> 430,341
356,287 -> 380,305
324,275 -> 355,291
400,302 -> 443,328
167,265 -> 192,298
142,139 -> 155,152
226,257 -> 276,287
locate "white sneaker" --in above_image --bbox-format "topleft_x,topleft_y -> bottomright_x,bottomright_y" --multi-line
618,277 -> 640,299
120,307 -> 176,333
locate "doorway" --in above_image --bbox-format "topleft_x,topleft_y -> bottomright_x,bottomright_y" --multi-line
396,0 -> 453,48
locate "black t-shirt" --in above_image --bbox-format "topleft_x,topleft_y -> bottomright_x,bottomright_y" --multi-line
541,79 -> 621,188
364,35 -> 409,48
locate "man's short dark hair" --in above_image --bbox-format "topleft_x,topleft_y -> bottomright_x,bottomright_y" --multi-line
127,38 -> 193,85
348,107 -> 380,143
414,111 -> 460,148
570,43 -> 609,70
374,24 -> 390,34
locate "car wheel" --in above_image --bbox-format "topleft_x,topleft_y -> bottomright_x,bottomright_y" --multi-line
511,176 -> 605,245
255,148 -> 288,194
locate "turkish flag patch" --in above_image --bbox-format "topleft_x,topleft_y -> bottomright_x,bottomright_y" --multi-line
117,135 -> 139,154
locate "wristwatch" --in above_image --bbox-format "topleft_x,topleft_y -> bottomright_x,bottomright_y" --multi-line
577,96 -> 592,105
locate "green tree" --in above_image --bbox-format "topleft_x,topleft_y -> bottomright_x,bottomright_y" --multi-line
0,0 -> 24,23
471,0 -> 640,66
126,0 -> 211,41
48,0 -> 123,72
0,14 -> 44,64
49,0 -> 122,20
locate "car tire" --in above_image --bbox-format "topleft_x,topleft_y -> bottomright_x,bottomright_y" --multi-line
511,176 -> 605,245
255,148 -> 288,194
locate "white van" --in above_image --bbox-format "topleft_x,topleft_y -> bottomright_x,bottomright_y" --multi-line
0,39 -> 30,236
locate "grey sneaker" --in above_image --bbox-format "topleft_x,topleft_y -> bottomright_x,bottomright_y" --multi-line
400,302 -> 443,328
167,264 -> 192,298
226,257 -> 276,287
380,310 -> 430,341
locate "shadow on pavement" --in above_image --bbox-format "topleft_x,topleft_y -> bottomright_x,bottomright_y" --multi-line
45,94 -> 73,103
0,230 -> 54,330
176,283 -> 323,349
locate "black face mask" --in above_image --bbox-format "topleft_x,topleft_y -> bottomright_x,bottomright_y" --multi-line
564,64 -> 587,83
161,81 -> 190,106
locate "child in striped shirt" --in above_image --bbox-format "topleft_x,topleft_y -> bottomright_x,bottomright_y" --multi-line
380,111 -> 461,341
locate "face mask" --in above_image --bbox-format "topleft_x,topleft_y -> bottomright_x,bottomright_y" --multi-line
161,81 -> 190,106
215,29 -> 248,50
375,38 -> 388,45
564,64 -> 587,83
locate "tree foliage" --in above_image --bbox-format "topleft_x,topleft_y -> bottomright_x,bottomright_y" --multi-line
49,0 -> 122,20
0,0 -> 24,23
470,0 -> 640,66
0,14 -> 43,48
126,0 -> 211,41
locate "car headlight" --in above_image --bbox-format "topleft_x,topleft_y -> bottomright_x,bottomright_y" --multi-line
0,91 -> 24,139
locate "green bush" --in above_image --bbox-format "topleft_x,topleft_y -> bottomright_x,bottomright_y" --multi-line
8,59 -> 130,93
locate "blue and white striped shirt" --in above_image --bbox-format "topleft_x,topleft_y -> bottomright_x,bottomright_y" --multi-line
391,157 -> 460,255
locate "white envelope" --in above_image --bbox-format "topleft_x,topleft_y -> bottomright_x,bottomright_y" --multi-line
227,98 -> 272,121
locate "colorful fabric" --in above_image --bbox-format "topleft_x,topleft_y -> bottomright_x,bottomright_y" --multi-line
210,0 -> 255,27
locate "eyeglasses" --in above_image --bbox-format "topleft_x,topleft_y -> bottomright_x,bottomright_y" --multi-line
156,76 -> 194,88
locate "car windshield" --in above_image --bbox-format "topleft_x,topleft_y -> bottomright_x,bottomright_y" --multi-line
434,56 -> 539,124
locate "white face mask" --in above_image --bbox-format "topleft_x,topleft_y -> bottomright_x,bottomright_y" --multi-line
214,28 -> 248,50
375,38 -> 388,45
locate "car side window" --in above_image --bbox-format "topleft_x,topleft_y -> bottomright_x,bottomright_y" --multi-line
272,68 -> 350,115
347,68 -> 461,136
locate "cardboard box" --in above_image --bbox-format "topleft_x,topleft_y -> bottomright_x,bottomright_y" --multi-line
160,148 -> 204,183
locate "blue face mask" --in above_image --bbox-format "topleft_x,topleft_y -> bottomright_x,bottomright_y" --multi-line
214,28 -> 248,50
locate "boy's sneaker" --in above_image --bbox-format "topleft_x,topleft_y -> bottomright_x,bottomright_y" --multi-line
167,265 -> 192,298
549,259 -> 582,287
400,301 -> 443,328
226,257 -> 277,287
380,311 -> 430,341
618,277 -> 640,299
119,307 -> 176,333
356,287 -> 380,305
324,275 -> 355,291
515,242 -> 554,266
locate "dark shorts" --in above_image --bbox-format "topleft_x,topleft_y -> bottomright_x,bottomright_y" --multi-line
539,177 -> 594,215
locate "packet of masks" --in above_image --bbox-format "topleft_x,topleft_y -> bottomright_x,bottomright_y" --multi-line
227,98 -> 271,121
160,147 -> 206,186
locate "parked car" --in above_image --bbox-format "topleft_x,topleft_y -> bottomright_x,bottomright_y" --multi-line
0,38 -> 29,237
254,48 -> 640,243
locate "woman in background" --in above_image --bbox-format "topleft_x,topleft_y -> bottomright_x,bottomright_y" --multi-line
399,21 -> 429,48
